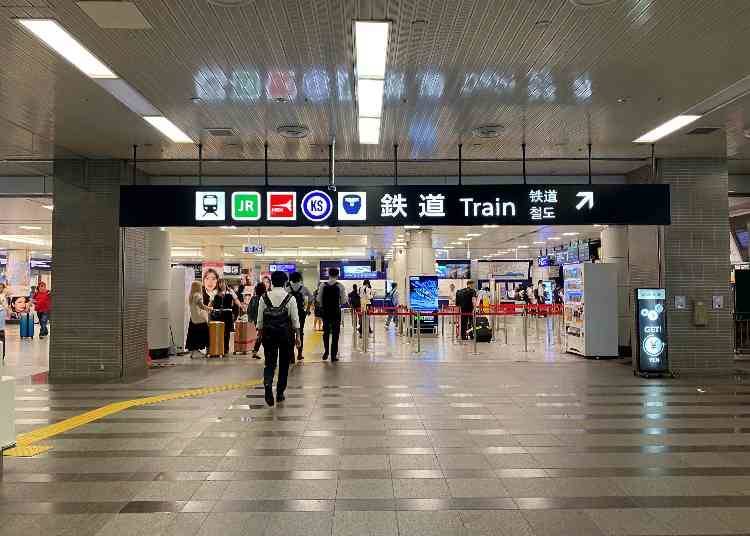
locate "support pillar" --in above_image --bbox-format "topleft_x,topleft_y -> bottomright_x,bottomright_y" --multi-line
51,160 -> 147,381
147,228 -> 171,358
628,159 -> 732,373
406,229 -> 435,277
391,246 -> 408,297
659,158 -> 732,373
600,226 -> 630,354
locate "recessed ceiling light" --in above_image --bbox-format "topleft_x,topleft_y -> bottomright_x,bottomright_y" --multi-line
563,232 -> 579,236
19,225 -> 42,230
634,114 -> 701,143
547,236 -> 561,240
143,116 -> 193,143
466,233 -> 482,237
533,241 -> 545,245
220,225 -> 237,230
457,237 -> 472,241
617,96 -> 629,104
42,204 -> 54,210
594,224 -> 602,227
397,234 -> 404,238
18,19 -> 117,79
314,225 -> 330,230
517,245 -> 530,249
404,225 -> 421,229
482,224 -> 499,229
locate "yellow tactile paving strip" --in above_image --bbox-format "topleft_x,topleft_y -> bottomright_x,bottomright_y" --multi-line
4,377 -> 264,457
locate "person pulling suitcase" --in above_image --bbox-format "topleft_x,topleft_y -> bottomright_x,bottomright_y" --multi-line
255,271 -> 301,407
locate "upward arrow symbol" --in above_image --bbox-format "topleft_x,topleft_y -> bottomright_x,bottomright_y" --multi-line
575,191 -> 594,210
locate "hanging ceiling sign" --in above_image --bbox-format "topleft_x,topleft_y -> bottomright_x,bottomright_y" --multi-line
120,184 -> 670,227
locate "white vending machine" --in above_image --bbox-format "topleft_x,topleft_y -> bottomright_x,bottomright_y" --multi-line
563,263 -> 618,358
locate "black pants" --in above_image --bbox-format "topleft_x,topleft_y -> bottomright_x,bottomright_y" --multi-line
460,313 -> 473,340
263,337 -> 292,395
297,315 -> 307,358
323,316 -> 341,358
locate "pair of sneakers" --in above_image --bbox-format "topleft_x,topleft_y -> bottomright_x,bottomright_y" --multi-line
321,353 -> 339,362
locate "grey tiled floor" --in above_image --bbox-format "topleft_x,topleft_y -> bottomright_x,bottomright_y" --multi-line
4,320 -> 750,534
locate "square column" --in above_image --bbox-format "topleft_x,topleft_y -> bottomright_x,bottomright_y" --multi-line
50,160 -> 147,381
659,159 -> 732,373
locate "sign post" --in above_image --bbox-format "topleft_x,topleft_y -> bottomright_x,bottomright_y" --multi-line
634,288 -> 670,377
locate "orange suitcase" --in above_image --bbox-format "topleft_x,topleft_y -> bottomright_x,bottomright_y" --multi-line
208,321 -> 225,357
234,320 -> 255,354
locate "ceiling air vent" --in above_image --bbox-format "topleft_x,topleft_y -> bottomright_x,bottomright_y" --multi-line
205,127 -> 237,137
277,125 -> 309,139
207,0 -> 254,7
472,125 -> 504,139
685,127 -> 721,135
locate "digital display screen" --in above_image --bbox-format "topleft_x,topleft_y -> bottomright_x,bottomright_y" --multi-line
269,263 -> 296,274
537,256 -> 551,267
342,265 -> 378,279
578,242 -> 590,262
635,288 -> 669,373
737,229 -> 750,249
436,260 -> 471,279
409,275 -> 439,312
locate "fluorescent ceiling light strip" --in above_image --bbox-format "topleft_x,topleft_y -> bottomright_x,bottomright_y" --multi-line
358,117 -> 381,145
357,79 -> 384,117
633,115 -> 701,143
94,78 -> 160,116
354,21 -> 389,79
143,116 -> 194,144
354,21 -> 389,145
18,19 -> 117,79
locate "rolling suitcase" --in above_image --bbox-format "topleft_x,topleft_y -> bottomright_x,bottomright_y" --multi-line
233,320 -> 255,355
208,321 -> 225,357
472,316 -> 493,343
20,313 -> 35,339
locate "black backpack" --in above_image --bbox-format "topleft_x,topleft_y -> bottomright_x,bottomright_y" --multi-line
261,294 -> 293,340
289,288 -> 307,321
322,283 -> 342,317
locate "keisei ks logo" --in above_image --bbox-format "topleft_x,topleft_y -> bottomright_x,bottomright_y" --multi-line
267,192 -> 296,221
337,191 -> 367,221
301,190 -> 333,222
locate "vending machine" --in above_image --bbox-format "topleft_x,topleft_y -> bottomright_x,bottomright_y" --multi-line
563,263 -> 618,358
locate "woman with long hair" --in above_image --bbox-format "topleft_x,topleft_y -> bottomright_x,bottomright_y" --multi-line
186,280 -> 211,357
202,268 -> 220,305
248,282 -> 267,359
212,278 -> 235,355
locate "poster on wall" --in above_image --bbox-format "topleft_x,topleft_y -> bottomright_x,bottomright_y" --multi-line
634,288 -> 669,375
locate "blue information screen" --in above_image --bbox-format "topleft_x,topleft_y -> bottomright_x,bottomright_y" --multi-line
409,276 -> 439,312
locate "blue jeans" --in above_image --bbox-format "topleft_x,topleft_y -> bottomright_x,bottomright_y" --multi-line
38,312 -> 49,337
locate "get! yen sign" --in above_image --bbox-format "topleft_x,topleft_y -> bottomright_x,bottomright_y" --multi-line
232,192 -> 261,221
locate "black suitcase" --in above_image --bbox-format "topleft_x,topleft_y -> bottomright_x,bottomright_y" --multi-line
472,316 -> 493,342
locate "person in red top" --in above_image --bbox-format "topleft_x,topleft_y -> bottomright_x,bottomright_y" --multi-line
32,281 -> 51,339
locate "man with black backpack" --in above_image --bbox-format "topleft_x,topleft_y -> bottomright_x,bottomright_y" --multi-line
256,271 -> 301,406
287,272 -> 313,362
316,267 -> 347,362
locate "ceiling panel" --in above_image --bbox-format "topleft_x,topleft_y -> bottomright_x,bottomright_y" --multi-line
0,1 -> 748,161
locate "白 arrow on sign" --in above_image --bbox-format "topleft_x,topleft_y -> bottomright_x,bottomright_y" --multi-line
575,191 -> 594,210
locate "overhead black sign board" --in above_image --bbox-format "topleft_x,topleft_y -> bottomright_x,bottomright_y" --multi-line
119,184 -> 670,227
634,288 -> 669,375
